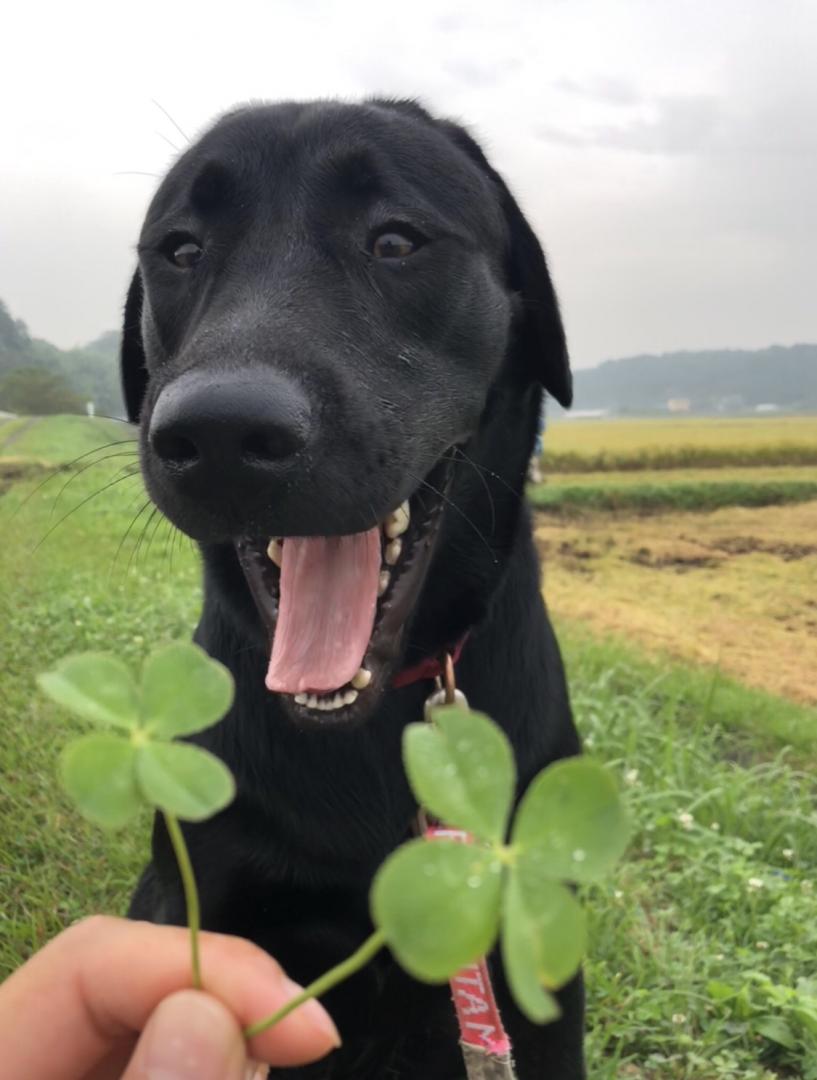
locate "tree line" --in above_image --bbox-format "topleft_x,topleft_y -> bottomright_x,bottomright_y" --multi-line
0,299 -> 123,417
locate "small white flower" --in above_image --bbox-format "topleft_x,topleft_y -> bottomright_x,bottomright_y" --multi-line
782,848 -> 794,860
714,953 -> 725,961
755,941 -> 769,950
671,1013 -> 687,1025
801,880 -> 813,893
710,822 -> 721,832
584,736 -> 595,749
677,812 -> 694,830
614,890 -> 624,900
747,877 -> 764,891
624,768 -> 639,786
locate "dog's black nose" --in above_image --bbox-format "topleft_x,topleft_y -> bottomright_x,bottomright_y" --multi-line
149,370 -> 310,489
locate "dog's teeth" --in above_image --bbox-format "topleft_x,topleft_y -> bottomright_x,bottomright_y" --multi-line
266,538 -> 283,567
351,667 -> 372,690
378,570 -> 390,596
294,692 -> 308,705
384,538 -> 402,565
384,501 -> 410,539
343,689 -> 359,705
306,693 -> 319,709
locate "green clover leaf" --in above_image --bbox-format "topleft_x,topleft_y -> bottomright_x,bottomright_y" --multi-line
136,741 -> 235,821
38,654 -> 140,731
502,872 -> 586,1022
60,733 -> 141,828
403,706 -> 515,844
512,757 -> 630,884
141,643 -> 234,738
371,837 -> 503,982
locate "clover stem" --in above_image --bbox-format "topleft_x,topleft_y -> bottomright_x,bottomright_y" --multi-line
243,928 -> 387,1040
163,812 -> 202,990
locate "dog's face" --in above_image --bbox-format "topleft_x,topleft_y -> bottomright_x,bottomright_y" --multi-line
123,100 -> 570,725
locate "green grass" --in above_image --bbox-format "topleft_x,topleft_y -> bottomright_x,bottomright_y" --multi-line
0,439 -> 200,975
0,414 -> 130,463
538,465 -> 817,487
1,417 -> 816,1077
529,479 -> 817,515
557,625 -> 817,1078
557,620 -> 817,756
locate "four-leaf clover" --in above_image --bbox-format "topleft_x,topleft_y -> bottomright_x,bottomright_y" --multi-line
372,706 -> 629,1020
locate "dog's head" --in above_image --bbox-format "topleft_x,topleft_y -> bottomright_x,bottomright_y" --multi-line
122,99 -> 570,724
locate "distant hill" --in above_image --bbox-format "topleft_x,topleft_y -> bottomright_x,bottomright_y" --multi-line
2,296 -> 815,419
570,344 -> 817,415
0,300 -> 124,416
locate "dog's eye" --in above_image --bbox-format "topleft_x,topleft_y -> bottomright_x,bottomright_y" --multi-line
371,231 -> 418,260
168,239 -> 204,269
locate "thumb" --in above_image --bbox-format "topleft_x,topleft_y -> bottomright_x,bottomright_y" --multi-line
121,989 -> 247,1080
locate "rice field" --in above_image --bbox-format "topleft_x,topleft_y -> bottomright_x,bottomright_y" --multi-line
543,416 -> 817,471
533,414 -> 817,708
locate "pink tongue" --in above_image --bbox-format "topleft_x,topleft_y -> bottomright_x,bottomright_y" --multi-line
265,528 -> 381,694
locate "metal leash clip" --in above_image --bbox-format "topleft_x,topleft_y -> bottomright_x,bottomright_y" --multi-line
424,651 -> 469,720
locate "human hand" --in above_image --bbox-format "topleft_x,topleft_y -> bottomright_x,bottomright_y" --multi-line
0,915 -> 340,1079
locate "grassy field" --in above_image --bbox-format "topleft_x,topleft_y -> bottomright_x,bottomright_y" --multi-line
530,476 -> 817,515
1,415 -> 816,1077
538,466 -> 817,487
0,413 -> 127,462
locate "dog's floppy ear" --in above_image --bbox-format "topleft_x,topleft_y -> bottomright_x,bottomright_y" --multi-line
438,122 -> 573,407
121,269 -> 149,423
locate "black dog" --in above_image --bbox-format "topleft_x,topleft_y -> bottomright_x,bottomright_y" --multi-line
123,99 -> 583,1078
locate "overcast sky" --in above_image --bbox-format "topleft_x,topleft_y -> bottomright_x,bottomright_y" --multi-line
2,0 -> 815,369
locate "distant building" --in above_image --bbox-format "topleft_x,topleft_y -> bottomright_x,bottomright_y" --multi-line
755,403 -> 780,413
667,398 -> 691,413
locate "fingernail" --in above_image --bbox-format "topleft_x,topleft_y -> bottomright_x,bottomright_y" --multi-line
244,1063 -> 267,1080
280,977 -> 342,1048
141,991 -> 244,1080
